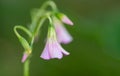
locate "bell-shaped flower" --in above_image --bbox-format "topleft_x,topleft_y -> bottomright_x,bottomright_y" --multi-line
53,17 -> 73,44
40,26 -> 70,60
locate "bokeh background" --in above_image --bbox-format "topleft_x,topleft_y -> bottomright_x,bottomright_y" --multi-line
0,0 -> 120,76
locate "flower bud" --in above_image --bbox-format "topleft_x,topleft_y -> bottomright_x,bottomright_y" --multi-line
57,13 -> 73,25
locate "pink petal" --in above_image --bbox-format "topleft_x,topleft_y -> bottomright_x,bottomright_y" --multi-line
40,39 -> 69,60
54,21 -> 73,44
49,42 -> 63,59
60,48 -> 70,55
57,42 -> 70,55
40,42 -> 50,60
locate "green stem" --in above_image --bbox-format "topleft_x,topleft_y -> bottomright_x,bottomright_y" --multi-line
24,60 -> 30,76
14,26 -> 32,38
41,0 -> 58,12
33,17 -> 46,36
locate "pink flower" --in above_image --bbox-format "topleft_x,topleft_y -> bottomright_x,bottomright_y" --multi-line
21,52 -> 28,63
57,13 -> 73,25
53,17 -> 73,44
40,26 -> 70,60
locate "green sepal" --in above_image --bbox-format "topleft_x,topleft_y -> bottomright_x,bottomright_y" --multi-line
55,13 -> 64,20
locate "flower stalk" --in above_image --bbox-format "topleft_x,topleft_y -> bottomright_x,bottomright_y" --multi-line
13,1 -> 74,76
24,60 -> 30,76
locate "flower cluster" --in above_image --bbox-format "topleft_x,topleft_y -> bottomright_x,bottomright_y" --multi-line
14,1 -> 74,63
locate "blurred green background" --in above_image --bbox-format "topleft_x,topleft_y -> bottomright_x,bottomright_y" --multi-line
0,0 -> 120,76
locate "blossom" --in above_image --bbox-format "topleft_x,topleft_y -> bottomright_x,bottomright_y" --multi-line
53,17 -> 73,44
40,26 -> 70,60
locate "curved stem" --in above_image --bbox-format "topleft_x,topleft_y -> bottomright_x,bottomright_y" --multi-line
14,26 -> 32,38
31,11 -> 53,46
30,1 -> 58,33
14,26 -> 32,52
30,10 -> 45,33
41,0 -> 58,12
48,16 -> 53,25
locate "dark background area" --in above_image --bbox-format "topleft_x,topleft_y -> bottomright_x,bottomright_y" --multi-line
0,0 -> 120,76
